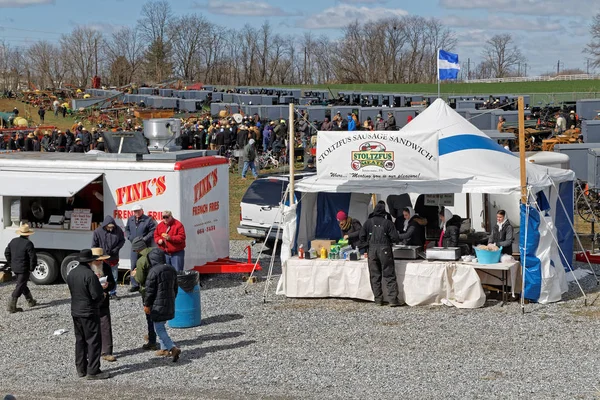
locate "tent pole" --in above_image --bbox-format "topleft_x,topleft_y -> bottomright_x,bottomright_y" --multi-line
519,96 -> 527,315
289,103 -> 295,206
518,96 -> 526,204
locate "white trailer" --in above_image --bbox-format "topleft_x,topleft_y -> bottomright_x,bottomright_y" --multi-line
0,151 -> 241,284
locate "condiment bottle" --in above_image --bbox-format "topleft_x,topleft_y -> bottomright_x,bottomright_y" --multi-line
320,246 -> 327,259
298,245 -> 304,259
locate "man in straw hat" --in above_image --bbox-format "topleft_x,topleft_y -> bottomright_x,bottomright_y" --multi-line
66,249 -> 111,380
5,223 -> 37,313
90,248 -> 117,362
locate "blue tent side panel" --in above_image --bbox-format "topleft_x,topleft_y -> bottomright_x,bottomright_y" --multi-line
520,203 -> 542,301
556,181 -> 574,271
315,193 -> 351,240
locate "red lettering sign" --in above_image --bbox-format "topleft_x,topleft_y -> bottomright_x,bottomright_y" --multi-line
194,168 -> 218,204
115,176 -> 167,207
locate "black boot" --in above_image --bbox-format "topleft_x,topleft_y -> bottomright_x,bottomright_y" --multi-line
7,297 -> 23,313
25,293 -> 37,307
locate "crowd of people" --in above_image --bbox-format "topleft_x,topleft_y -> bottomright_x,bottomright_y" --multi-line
5,204 -> 188,380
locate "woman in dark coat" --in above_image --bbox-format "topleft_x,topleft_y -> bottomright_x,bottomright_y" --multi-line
488,209 -> 514,254
336,211 -> 365,251
438,208 -> 462,248
397,207 -> 427,247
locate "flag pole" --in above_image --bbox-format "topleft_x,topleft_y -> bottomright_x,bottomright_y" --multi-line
437,49 -> 441,99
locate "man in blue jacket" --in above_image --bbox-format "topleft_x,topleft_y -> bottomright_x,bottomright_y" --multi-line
125,204 -> 156,292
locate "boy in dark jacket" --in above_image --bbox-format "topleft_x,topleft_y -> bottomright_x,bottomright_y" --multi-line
5,224 -> 37,313
144,255 -> 181,362
92,216 -> 125,297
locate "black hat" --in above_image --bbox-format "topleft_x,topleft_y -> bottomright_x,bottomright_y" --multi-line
77,249 -> 99,263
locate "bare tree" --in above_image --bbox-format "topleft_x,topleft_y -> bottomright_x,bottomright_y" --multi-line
168,14 -> 210,81
482,34 -> 525,78
60,27 -> 103,87
27,41 -> 67,88
138,0 -> 173,82
105,27 -> 144,85
586,14 -> 600,68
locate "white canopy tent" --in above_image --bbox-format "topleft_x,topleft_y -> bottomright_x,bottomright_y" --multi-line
277,99 -> 576,305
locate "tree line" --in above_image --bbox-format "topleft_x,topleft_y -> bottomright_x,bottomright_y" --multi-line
9,0 -> 592,91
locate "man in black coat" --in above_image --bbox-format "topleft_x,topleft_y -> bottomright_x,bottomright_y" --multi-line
144,255 -> 181,362
359,203 -> 401,307
90,248 -> 117,362
66,249 -> 111,380
125,204 -> 156,292
92,216 -> 125,298
5,224 -> 37,313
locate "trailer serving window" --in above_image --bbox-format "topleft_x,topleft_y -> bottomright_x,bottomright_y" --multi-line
0,171 -> 104,229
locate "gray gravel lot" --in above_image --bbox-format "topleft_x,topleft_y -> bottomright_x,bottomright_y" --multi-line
2,240 -> 600,399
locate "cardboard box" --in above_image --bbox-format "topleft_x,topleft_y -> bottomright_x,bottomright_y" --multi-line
311,239 -> 336,251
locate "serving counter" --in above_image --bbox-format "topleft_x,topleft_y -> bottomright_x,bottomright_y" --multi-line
277,257 -> 520,309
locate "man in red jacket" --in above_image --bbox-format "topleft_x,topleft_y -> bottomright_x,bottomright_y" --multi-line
154,211 -> 186,272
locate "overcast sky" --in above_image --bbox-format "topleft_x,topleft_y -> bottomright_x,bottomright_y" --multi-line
0,0 -> 598,77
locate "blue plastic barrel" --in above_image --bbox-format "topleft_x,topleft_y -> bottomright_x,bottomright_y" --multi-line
169,272 -> 202,328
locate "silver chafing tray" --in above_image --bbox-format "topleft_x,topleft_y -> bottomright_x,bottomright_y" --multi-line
392,245 -> 423,260
425,247 -> 461,261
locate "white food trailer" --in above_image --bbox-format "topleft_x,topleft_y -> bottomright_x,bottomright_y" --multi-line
0,150 -> 250,284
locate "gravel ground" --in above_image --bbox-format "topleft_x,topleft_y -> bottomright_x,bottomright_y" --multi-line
2,240 -> 600,399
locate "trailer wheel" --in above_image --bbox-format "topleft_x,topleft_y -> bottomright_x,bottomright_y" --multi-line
60,254 -> 80,282
31,252 -> 59,285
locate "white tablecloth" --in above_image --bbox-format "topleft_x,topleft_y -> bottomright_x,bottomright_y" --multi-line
277,258 -> 487,308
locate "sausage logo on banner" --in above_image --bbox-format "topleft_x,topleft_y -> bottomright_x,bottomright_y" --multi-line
317,130 -> 439,180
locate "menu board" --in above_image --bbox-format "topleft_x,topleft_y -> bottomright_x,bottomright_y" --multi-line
424,194 -> 454,207
70,211 -> 92,231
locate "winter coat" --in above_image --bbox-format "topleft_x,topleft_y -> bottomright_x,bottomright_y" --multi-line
144,262 -> 178,322
67,263 -> 104,318
154,218 -> 186,254
125,214 -> 156,247
320,120 -> 332,131
348,118 -> 357,131
24,137 -> 34,151
397,216 -> 428,246
375,119 -> 388,131
80,131 -> 92,148
4,236 -> 37,274
244,142 -> 256,162
488,219 -> 514,254
134,247 -> 156,299
41,136 -> 52,151
340,218 -> 365,249
92,216 -> 125,263
387,116 -> 397,130
441,215 -> 462,248
32,139 -> 40,152
359,203 -> 400,248
98,262 -> 116,314
95,142 -> 106,152
72,143 -> 85,153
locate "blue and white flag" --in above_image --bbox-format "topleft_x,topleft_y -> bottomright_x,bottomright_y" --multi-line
438,49 -> 460,81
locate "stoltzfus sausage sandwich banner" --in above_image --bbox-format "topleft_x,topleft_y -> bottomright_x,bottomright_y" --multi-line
316,130 -> 439,181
